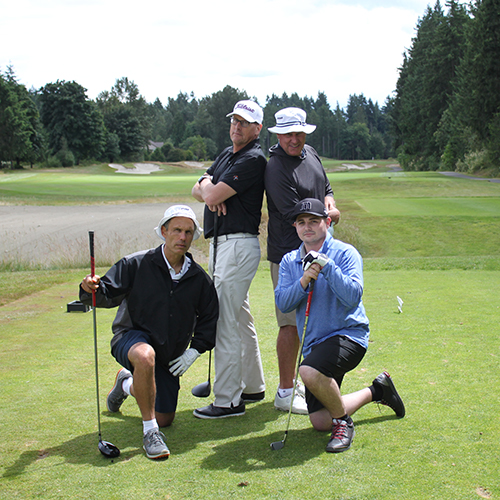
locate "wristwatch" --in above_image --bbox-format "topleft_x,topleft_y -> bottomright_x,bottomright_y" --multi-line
198,174 -> 210,184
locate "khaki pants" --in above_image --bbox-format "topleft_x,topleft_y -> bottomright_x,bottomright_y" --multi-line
210,235 -> 265,407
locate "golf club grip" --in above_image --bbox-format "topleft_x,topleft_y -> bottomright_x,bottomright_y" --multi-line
89,231 -> 96,307
89,231 -> 95,277
305,280 -> 315,317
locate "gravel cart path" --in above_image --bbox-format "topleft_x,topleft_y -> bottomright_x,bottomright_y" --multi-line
0,202 -> 206,267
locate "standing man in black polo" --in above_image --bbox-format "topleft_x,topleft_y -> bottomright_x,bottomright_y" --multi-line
191,100 -> 267,418
265,107 -> 341,414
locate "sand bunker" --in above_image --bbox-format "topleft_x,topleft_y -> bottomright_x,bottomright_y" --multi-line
109,163 -> 162,174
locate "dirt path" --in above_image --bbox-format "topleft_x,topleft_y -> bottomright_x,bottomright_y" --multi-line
0,202 -> 206,267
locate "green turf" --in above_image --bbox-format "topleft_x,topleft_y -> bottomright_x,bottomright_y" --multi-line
1,164 -> 499,499
0,265 -> 498,499
0,165 -> 202,204
355,197 -> 500,216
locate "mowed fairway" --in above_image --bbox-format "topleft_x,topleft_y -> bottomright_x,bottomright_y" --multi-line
0,169 -> 203,203
0,164 -> 499,500
356,197 -> 500,216
330,170 -> 500,261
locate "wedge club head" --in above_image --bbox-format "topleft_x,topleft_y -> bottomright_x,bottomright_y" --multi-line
270,439 -> 285,451
99,439 -> 120,458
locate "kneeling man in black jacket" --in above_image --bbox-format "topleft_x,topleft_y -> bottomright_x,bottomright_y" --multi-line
80,205 -> 218,459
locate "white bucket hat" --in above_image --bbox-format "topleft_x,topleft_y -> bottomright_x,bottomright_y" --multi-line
154,205 -> 202,241
268,107 -> 317,134
226,100 -> 263,125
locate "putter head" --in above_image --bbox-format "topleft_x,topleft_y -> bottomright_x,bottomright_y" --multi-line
270,441 -> 285,451
191,381 -> 211,398
99,440 -> 120,458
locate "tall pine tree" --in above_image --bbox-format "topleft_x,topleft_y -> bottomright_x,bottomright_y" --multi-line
391,1 -> 469,170
448,0 -> 500,169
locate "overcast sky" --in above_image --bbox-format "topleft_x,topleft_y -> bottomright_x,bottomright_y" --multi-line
1,0 -> 439,109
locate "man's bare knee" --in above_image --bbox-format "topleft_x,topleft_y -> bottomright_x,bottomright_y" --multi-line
309,409 -> 332,432
299,365 -> 319,386
128,342 -> 155,369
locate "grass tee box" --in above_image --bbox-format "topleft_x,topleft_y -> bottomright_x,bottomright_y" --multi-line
1,164 -> 499,498
0,266 -> 499,499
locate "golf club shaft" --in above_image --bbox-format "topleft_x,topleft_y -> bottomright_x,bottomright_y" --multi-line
280,280 -> 315,444
89,231 -> 102,441
209,212 -> 217,381
213,211 -> 218,274
191,211 -> 217,397
203,212 -> 217,390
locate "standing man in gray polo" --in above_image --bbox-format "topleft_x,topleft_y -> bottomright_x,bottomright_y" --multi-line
265,107 -> 341,414
191,100 -> 267,419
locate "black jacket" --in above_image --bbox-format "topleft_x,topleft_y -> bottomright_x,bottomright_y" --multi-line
80,246 -> 218,369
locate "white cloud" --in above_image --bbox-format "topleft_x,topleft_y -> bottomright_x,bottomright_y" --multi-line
0,0 -> 437,108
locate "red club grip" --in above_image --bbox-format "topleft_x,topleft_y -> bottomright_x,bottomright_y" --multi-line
305,280 -> 315,317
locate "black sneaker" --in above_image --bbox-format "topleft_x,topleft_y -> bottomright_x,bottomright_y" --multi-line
193,400 -> 245,419
106,368 -> 132,412
372,371 -> 405,418
326,417 -> 355,453
241,391 -> 265,403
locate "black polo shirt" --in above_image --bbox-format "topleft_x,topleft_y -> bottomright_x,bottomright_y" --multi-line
265,143 -> 333,263
203,139 -> 266,238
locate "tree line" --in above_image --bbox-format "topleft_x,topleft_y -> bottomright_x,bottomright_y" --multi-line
391,0 -> 500,173
1,0 -> 498,172
0,71 -> 392,168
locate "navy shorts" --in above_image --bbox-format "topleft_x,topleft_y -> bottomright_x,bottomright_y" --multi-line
111,330 -> 180,414
300,335 -> 366,414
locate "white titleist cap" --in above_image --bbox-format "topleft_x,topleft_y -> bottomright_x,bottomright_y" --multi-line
268,107 -> 317,135
226,100 -> 263,125
154,205 -> 202,241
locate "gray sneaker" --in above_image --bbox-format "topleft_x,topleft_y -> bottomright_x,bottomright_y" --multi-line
106,368 -> 132,412
143,429 -> 170,459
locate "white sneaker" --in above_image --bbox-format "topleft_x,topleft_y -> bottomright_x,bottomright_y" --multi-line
274,388 -> 308,415
295,379 -> 306,398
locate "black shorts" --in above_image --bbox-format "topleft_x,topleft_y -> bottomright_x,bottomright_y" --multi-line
111,329 -> 180,414
300,335 -> 366,414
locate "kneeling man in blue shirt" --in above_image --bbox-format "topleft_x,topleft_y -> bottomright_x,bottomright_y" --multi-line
275,198 -> 405,453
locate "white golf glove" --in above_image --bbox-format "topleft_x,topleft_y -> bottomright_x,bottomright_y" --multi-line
302,250 -> 330,271
168,348 -> 200,377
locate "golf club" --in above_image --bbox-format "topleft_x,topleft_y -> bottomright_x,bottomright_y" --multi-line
191,211 -> 218,398
89,230 -> 120,458
270,280 -> 315,451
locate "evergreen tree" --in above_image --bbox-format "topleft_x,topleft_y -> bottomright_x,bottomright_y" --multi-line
148,98 -> 171,142
448,0 -> 500,168
0,69 -> 46,167
39,80 -> 105,163
197,86 -> 249,152
96,78 -> 151,160
391,1 -> 469,170
308,92 -> 335,156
